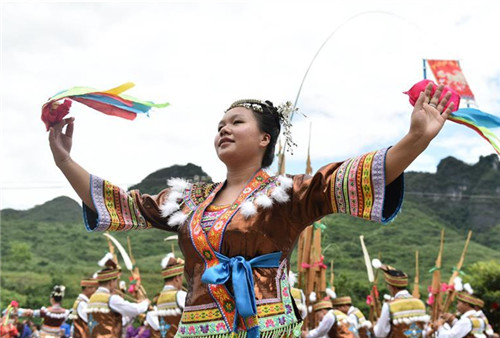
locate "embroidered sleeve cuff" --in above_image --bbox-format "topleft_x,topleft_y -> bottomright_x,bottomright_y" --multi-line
83,175 -> 152,232
330,148 -> 403,224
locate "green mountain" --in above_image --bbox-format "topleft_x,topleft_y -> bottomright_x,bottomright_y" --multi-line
1,158 -> 499,319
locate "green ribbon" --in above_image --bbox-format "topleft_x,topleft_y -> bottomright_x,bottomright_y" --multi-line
429,266 -> 442,273
452,266 -> 466,275
313,222 -> 326,232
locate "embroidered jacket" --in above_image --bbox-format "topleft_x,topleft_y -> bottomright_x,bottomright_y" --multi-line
347,307 -> 371,338
86,290 -> 123,338
328,310 -> 355,338
374,290 -> 429,338
33,305 -> 69,338
83,148 -> 404,338
148,285 -> 186,338
70,294 -> 90,338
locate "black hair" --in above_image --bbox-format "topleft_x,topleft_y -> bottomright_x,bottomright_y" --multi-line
251,100 -> 281,168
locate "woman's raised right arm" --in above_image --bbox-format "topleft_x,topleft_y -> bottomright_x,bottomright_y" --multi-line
48,117 -> 95,212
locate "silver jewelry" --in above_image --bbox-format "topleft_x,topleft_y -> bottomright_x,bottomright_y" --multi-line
429,103 -> 438,108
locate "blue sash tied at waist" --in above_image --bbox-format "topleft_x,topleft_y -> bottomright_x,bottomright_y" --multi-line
201,251 -> 282,338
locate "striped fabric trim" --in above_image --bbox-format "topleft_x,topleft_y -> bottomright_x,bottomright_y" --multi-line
330,148 -> 392,223
84,175 -> 152,232
162,265 -> 184,279
331,296 -> 351,306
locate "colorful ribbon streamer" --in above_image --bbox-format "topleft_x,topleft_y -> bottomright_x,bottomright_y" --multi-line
449,108 -> 500,155
41,82 -> 169,130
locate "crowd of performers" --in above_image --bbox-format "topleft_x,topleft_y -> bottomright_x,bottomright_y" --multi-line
1,249 -> 496,338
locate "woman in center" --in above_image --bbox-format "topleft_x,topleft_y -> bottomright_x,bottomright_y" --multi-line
49,84 -> 453,337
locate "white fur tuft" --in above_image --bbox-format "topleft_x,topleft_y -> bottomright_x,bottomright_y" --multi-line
384,294 -> 393,301
240,200 -> 257,218
308,306 -> 313,314
167,178 -> 190,192
119,281 -> 126,289
98,252 -> 113,267
160,201 -> 180,217
255,193 -> 273,208
278,175 -> 293,190
168,211 -> 189,227
326,288 -> 337,299
271,186 -> 290,203
454,277 -> 464,291
309,291 -> 317,303
161,253 -> 176,269
288,271 -> 297,288
372,258 -> 382,269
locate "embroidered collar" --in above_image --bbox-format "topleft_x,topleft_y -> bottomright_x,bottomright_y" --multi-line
394,290 -> 411,299
162,285 -> 177,292
96,287 -> 110,294
461,309 -> 477,318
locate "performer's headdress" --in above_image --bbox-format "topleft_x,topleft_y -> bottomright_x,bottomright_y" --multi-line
161,253 -> 184,280
225,100 -> 299,153
331,296 -> 352,306
372,259 -> 408,287
96,252 -> 121,282
80,276 -> 98,288
312,299 -> 333,312
51,285 -> 66,299
457,291 -> 482,307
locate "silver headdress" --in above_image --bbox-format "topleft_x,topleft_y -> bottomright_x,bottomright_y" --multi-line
225,99 -> 300,153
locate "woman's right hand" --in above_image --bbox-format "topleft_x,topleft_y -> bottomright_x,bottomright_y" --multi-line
48,117 -> 75,166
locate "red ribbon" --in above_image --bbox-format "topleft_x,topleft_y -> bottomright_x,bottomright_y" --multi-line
441,282 -> 454,292
366,295 -> 373,305
301,256 -> 327,269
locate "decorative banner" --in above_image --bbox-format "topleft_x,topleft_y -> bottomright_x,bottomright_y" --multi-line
41,82 -> 169,130
426,60 -> 475,100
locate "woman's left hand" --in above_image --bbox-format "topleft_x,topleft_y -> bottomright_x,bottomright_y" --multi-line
409,83 -> 455,143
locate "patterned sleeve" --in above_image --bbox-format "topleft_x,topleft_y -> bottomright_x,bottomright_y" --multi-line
82,175 -> 176,232
290,147 -> 403,229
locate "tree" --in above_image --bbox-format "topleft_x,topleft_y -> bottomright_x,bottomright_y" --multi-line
8,241 -> 32,264
464,260 -> 500,331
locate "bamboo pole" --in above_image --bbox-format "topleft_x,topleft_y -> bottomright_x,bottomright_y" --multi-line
442,231 -> 472,313
412,250 -> 420,299
431,229 -> 445,322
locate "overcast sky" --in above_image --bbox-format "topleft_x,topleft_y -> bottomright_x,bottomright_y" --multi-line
1,0 -> 499,210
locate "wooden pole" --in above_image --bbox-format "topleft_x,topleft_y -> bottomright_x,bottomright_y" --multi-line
412,250 -> 420,299
431,229 -> 445,322
442,231 -> 472,313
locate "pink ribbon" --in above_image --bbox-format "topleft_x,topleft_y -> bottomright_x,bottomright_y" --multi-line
366,295 -> 373,305
427,294 -> 435,305
441,282 -> 454,292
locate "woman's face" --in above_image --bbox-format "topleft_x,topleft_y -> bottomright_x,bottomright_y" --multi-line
214,107 -> 270,166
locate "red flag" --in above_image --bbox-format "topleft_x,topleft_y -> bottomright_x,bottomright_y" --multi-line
427,60 -> 475,100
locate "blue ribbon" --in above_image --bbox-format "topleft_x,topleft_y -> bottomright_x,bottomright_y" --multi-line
201,251 -> 282,338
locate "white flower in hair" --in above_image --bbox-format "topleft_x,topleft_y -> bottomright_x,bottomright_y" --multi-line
326,288 -> 336,299
161,253 -> 176,269
372,259 -> 382,269
98,252 -> 114,267
464,283 -> 474,295
454,277 -> 463,291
